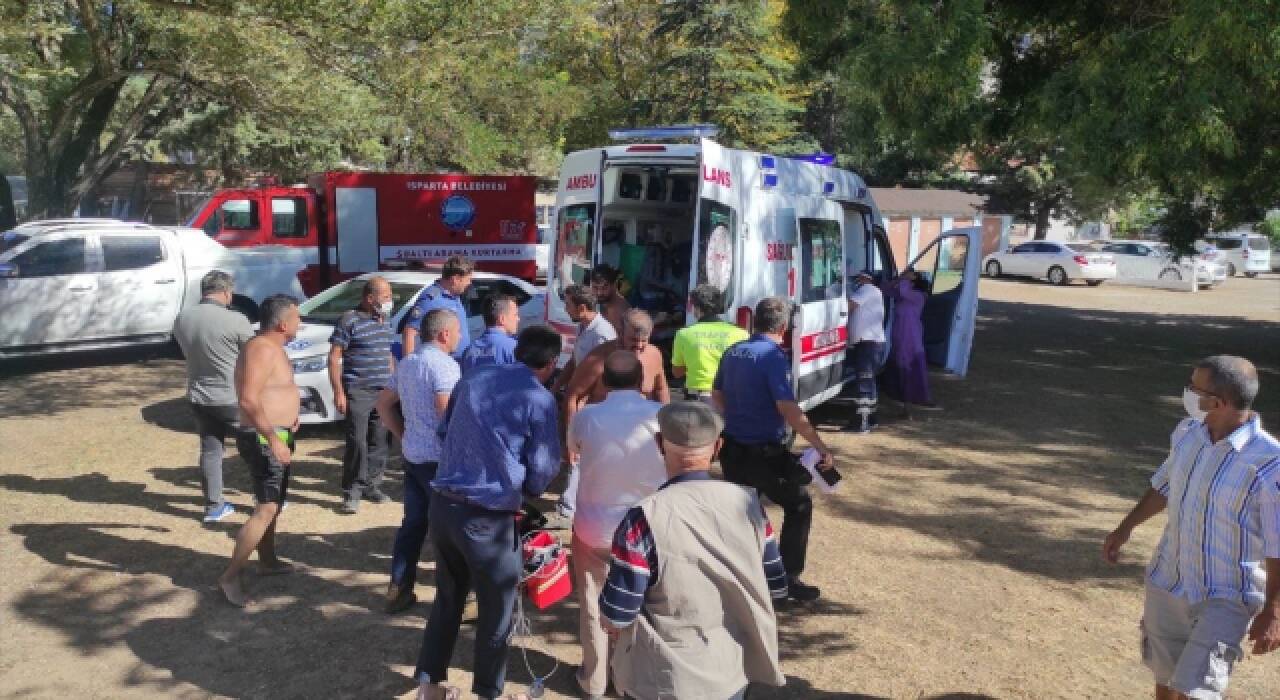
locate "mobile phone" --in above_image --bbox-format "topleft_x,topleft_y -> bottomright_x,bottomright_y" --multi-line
819,467 -> 843,488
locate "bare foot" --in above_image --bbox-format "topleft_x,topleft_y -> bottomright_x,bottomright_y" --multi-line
257,560 -> 295,576
218,576 -> 247,607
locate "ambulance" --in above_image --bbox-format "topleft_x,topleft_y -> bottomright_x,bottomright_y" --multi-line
546,125 -> 982,410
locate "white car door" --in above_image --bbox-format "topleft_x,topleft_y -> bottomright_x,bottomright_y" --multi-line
908,227 -> 983,376
94,233 -> 185,338
1003,244 -> 1034,276
0,234 -> 95,347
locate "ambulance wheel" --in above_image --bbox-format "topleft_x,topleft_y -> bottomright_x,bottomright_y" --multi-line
985,260 -> 1002,277
1226,263 -> 1237,276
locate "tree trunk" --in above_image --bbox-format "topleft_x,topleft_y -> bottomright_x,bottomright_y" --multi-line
1032,197 -> 1055,240
0,175 -> 15,229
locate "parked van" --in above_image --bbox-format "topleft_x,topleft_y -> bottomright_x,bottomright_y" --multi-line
545,126 -> 983,410
1197,232 -> 1272,277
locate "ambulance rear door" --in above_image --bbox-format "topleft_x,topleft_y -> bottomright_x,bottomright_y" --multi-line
547,149 -> 606,361
690,139 -> 741,323
906,226 -> 982,376
792,197 -> 848,410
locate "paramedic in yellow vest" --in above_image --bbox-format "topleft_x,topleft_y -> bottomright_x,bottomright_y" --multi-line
671,284 -> 747,404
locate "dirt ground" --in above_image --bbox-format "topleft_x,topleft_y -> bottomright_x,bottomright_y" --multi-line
2,273 -> 1279,699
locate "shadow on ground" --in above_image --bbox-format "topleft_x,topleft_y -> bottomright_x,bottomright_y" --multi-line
808,299 -> 1279,586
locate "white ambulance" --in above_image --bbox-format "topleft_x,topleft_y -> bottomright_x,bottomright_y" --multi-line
546,126 -> 982,410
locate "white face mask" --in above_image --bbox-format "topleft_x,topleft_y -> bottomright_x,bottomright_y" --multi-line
378,300 -> 393,316
1182,387 -> 1208,421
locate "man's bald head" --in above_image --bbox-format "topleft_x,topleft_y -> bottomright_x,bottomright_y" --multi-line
602,350 -> 643,391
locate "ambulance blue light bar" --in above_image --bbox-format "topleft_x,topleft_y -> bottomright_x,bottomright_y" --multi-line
762,173 -> 780,188
788,152 -> 836,166
608,124 -> 719,141
823,181 -> 836,194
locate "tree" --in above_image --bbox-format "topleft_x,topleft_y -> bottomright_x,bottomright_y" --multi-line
0,1 -> 584,219
784,1 -> 1280,246
555,0 -> 809,153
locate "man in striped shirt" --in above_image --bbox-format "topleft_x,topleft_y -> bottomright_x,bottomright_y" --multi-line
328,276 -> 396,514
1103,355 -> 1280,699
600,401 -> 786,699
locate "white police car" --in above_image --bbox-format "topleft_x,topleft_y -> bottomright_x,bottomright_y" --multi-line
288,271 -> 545,423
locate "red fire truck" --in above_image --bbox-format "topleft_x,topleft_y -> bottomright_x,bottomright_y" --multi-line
186,172 -> 537,295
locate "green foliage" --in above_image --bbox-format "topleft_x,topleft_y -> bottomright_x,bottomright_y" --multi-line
0,0 -> 583,217
555,0 -> 808,153
1259,216 -> 1280,245
783,1 -> 1280,245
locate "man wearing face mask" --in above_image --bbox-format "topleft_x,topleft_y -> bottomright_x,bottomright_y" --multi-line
1103,355 -> 1280,700
329,276 -> 397,514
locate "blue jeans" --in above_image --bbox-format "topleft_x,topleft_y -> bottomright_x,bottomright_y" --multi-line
849,341 -> 882,423
390,460 -> 437,588
415,492 -> 522,699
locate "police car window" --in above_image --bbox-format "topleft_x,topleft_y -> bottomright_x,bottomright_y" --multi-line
466,281 -> 531,318
1011,243 -> 1035,254
799,218 -> 843,303
271,197 -> 308,238
102,236 -> 166,271
299,280 -> 421,324
1,231 -> 29,254
11,237 -> 87,277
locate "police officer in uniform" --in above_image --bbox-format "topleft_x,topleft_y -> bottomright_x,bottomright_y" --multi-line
402,255 -> 474,359
712,296 -> 837,603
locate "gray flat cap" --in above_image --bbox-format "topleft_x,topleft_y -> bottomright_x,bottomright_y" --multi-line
657,401 -> 724,448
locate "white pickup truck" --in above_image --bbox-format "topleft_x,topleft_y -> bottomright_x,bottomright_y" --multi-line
0,222 -> 309,358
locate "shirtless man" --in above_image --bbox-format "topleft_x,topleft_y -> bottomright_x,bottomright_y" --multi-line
564,309 -> 669,461
591,265 -> 631,335
217,295 -> 302,607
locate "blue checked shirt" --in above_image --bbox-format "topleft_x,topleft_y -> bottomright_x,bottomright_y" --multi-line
1147,415 -> 1280,607
393,345 -> 460,464
431,364 -> 561,512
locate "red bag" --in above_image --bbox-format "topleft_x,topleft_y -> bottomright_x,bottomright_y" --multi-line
521,531 -> 572,609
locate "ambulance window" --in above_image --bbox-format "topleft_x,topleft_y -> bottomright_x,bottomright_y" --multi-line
554,203 -> 597,300
695,199 -> 736,313
271,197 -> 308,238
670,177 -> 693,203
645,175 -> 664,201
799,218 -> 843,302
619,173 -> 644,200
219,199 -> 258,230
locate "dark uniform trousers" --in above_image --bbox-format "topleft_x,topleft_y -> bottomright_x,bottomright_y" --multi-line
718,436 -> 813,577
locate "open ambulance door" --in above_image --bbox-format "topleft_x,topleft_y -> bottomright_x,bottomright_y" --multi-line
689,139 -> 740,325
791,198 -> 849,410
906,226 -> 982,377
547,149 -> 606,362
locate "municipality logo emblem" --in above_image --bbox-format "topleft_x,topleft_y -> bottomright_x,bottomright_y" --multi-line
441,195 -> 477,232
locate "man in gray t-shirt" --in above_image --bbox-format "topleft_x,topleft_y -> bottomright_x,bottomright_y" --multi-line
173,270 -> 254,523
549,284 -> 617,523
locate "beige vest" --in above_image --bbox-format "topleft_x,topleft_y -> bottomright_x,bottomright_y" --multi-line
611,478 -> 785,699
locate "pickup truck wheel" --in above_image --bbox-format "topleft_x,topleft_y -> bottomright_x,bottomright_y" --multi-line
230,296 -> 260,323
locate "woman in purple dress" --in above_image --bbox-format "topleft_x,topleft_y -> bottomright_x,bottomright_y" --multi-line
882,268 -> 934,415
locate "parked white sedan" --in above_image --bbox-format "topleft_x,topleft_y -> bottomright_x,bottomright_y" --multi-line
982,241 -> 1116,286
288,271 -> 546,423
1100,241 -> 1226,288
